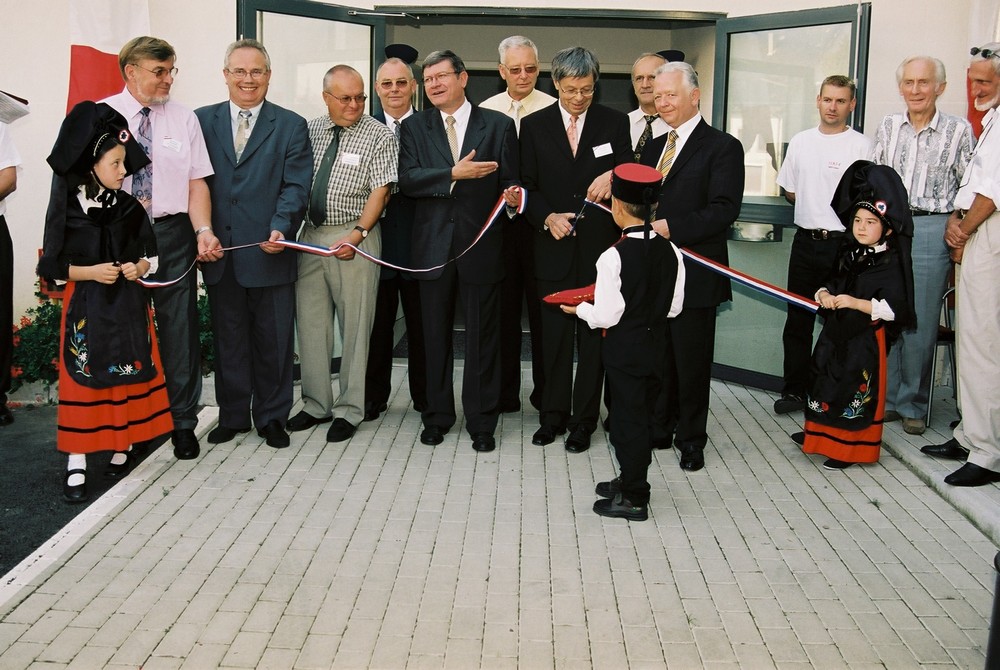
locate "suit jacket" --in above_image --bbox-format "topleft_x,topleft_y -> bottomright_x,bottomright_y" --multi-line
398,104 -> 518,283
640,117 -> 744,309
519,103 -> 632,283
374,111 -> 417,280
195,100 -> 313,288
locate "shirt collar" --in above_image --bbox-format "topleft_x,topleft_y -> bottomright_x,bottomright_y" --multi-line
439,99 -> 472,126
385,107 -> 414,124
558,102 -> 587,127
903,108 -> 941,131
668,113 -> 701,138
229,100 -> 264,123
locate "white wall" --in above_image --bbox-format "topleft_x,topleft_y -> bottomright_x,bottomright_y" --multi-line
0,0 -> 982,318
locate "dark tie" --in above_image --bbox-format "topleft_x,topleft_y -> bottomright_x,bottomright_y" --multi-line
634,114 -> 657,162
393,118 -> 400,139
309,125 -> 341,225
235,110 -> 252,160
132,107 -> 153,213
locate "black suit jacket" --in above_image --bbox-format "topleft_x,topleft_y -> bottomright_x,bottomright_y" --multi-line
374,111 -> 417,279
640,118 -> 744,309
398,104 -> 518,283
519,103 -> 631,283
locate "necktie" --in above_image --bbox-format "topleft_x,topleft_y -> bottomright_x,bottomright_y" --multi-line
393,118 -> 401,140
567,115 -> 579,157
235,110 -> 252,161
511,100 -> 523,133
446,115 -> 459,163
634,114 -> 657,162
309,125 -> 341,226
657,130 -> 679,178
132,107 -> 153,214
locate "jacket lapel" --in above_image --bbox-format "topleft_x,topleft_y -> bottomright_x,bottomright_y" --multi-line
544,105 -> 574,161
212,103 -> 238,166
236,100 -> 275,164
426,111 -> 456,166
663,118 -> 705,184
461,106 -> 487,158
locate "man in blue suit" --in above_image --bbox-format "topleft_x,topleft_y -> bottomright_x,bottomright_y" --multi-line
195,39 -> 313,449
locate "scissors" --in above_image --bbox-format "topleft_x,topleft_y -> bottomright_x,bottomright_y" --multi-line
566,200 -> 588,236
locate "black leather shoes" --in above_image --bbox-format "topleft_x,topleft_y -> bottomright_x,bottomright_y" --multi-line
259,420 -> 290,448
945,463 -> 1000,487
0,404 -> 13,426
823,458 -> 853,470
207,425 -> 251,444
531,425 -> 564,446
286,411 -> 332,432
565,427 -> 591,453
363,403 -> 387,422
105,451 -> 134,480
471,432 -> 496,452
790,432 -> 805,446
172,429 -> 200,460
773,393 -> 806,414
64,469 -> 88,503
420,425 -> 446,445
921,438 -> 970,461
326,418 -> 357,443
593,494 -> 648,521
595,477 -> 621,499
678,444 -> 704,471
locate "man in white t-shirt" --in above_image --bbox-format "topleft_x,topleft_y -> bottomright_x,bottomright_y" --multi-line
773,75 -> 873,415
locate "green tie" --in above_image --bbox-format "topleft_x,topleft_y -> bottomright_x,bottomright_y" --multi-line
309,125 -> 341,225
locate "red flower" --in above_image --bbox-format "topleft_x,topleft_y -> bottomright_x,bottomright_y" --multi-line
19,316 -> 32,328
859,384 -> 868,393
51,357 -> 59,369
11,366 -> 23,379
134,360 -> 142,370
821,402 -> 829,411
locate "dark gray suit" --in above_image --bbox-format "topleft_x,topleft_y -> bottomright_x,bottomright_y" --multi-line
195,100 -> 312,430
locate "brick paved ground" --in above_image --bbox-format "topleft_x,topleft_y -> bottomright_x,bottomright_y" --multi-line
1,368 -> 996,669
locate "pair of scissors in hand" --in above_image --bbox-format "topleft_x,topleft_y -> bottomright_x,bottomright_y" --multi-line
566,200 -> 588,236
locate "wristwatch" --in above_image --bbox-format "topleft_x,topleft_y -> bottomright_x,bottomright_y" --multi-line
354,225 -> 368,239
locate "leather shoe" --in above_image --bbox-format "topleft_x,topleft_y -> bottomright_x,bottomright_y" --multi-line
286,411 -> 332,432
326,418 -> 357,443
105,451 -> 134,479
678,444 -> 705,471
172,429 -> 200,460
773,393 -> 805,414
902,417 -> 926,435
420,425 -> 446,446
593,494 -> 648,521
945,462 -> 1000,487
0,404 -> 13,426
790,431 -> 805,446
883,409 -> 902,422
532,425 -> 564,446
565,427 -> 591,453
207,425 -> 251,444
921,438 -> 969,461
823,458 -> 853,470
64,469 -> 88,503
363,403 -> 387,422
471,432 -> 496,452
259,420 -> 290,448
595,477 -> 621,499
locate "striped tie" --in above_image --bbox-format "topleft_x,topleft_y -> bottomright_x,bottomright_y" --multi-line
657,130 -> 679,177
446,115 -> 459,163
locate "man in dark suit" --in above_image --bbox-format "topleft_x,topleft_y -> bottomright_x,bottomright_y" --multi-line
195,39 -> 312,449
398,49 -> 519,453
364,54 -> 427,422
520,46 -> 632,453
639,61 -> 744,472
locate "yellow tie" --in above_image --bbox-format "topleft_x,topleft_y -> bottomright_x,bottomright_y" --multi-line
657,130 -> 679,177
446,115 -> 459,163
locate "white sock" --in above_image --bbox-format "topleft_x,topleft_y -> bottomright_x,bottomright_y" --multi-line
67,454 -> 86,486
109,447 -> 131,466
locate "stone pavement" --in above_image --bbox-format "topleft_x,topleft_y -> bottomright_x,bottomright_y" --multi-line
0,368 -> 997,669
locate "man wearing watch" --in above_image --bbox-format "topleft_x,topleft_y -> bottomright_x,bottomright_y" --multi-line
288,64 -> 397,443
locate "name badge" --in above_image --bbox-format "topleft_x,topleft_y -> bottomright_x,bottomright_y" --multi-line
341,153 -> 362,166
162,137 -> 182,152
593,143 -> 612,158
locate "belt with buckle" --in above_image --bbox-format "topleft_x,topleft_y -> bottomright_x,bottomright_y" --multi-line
910,208 -> 942,217
803,228 -> 845,240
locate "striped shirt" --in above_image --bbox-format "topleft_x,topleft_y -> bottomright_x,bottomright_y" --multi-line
306,113 -> 398,225
871,110 -> 975,213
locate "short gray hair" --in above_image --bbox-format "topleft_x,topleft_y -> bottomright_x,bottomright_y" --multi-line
972,41 -> 1000,77
895,56 -> 945,86
422,49 -> 466,75
655,61 -> 698,91
225,38 -> 271,72
498,36 -> 539,64
551,47 -> 600,83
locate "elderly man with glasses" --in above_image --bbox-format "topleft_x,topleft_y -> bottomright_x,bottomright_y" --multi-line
286,64 -> 397,444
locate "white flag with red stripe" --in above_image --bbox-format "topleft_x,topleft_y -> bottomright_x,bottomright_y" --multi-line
67,0 -> 150,112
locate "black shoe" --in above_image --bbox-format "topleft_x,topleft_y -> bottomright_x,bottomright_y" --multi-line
259,420 -> 290,448
63,469 -> 88,503
471,432 -> 496,452
0,404 -> 13,426
945,462 -> 1000,487
595,477 -> 621,499
326,418 -> 357,443
498,399 -> 521,413
207,425 -> 251,444
823,458 -> 853,470
790,432 -> 805,446
363,403 -> 387,422
921,438 -> 970,461
172,429 -> 200,460
565,427 -> 591,453
593,494 -> 648,521
420,425 -> 446,446
532,425 -> 564,446
105,451 -> 134,480
678,444 -> 704,471
773,393 -> 806,414
286,411 -> 332,432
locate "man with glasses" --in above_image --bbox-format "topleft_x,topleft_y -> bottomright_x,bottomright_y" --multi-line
519,46 -> 631,454
398,49 -> 519,453
481,36 -> 556,414
103,36 -> 220,460
871,56 -> 974,437
287,65 -> 396,444
195,39 -> 312,450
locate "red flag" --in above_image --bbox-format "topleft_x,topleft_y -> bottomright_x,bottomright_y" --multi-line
67,0 -> 150,112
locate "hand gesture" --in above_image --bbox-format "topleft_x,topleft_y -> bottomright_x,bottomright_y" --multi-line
91,262 -> 121,285
261,230 -> 285,255
197,230 -> 224,262
586,170 -> 613,202
545,212 -> 576,240
503,185 -> 522,209
452,150 -> 498,180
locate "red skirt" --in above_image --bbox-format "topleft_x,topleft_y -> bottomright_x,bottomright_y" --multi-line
801,326 -> 886,464
56,281 -> 174,454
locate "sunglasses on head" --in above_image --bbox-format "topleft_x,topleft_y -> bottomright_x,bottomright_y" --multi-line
971,46 -> 1000,59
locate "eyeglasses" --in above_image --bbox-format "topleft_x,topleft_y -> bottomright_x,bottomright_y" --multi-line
972,46 -> 1000,60
560,86 -> 595,98
324,92 -> 367,105
377,78 -> 412,90
423,71 -> 457,86
502,65 -> 539,76
226,68 -> 269,79
132,64 -> 178,79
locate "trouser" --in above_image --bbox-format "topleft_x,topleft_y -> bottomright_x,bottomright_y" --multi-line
0,215 -> 12,403
365,273 -> 427,409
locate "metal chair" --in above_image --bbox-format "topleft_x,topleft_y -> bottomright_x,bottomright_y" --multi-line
927,287 -> 957,426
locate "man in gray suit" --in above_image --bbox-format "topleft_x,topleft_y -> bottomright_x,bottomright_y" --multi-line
195,39 -> 313,449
